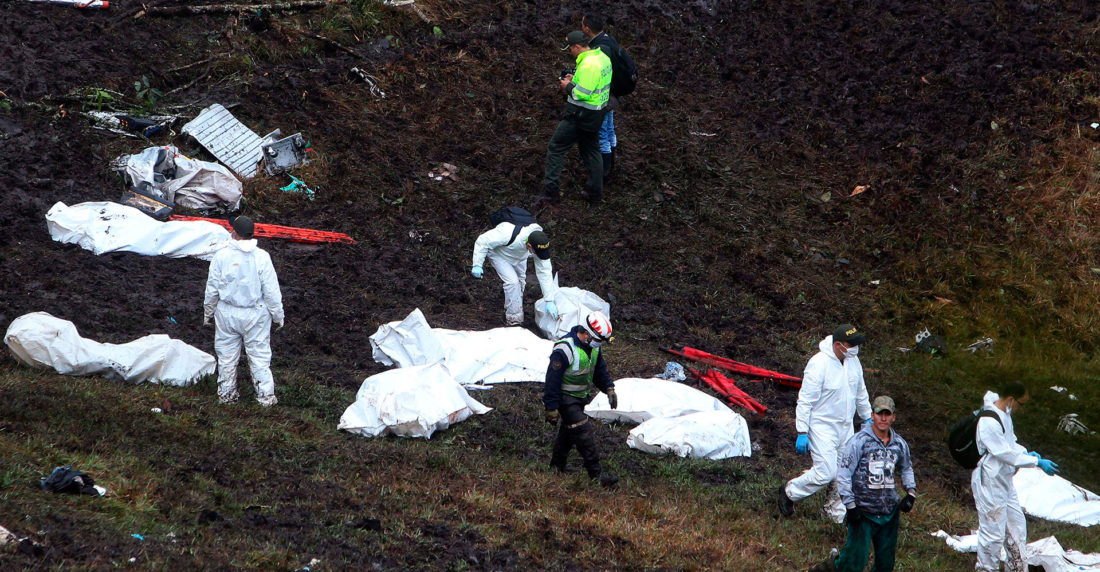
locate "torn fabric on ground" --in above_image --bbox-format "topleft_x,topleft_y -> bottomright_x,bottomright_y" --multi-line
5,312 -> 214,386
337,362 -> 492,439
47,201 -> 229,260
931,531 -> 1100,571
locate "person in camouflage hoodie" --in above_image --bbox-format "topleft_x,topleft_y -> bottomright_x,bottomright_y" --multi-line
810,396 -> 917,572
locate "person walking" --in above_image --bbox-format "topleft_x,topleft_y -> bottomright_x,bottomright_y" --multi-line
471,214 -> 557,326
809,396 -> 917,572
972,381 -> 1059,572
779,324 -> 873,522
538,30 -> 612,206
203,215 -> 284,406
582,12 -> 623,183
543,311 -> 618,487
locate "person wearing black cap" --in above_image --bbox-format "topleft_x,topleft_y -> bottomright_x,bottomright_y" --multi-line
202,215 -> 285,406
778,324 -> 873,522
537,29 -> 613,206
471,218 -> 558,326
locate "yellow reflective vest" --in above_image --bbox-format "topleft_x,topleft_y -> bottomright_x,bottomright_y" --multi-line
567,48 -> 612,111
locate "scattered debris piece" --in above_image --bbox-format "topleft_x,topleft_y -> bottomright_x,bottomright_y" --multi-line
83,111 -> 177,137
131,533 -> 145,541
1050,386 -> 1067,393
689,131 -> 717,137
280,175 -> 316,200
169,215 -> 357,245
113,145 -> 243,215
664,345 -> 802,387
40,465 -> 105,496
181,104 -> 264,178
27,0 -> 109,9
143,0 -> 339,16
850,184 -> 870,197
151,407 -> 163,414
965,336 -> 995,354
655,361 -> 686,382
350,67 -> 387,98
1057,414 -> 1089,436
427,162 -> 459,182
261,131 -> 310,175
869,279 -> 881,285
0,524 -> 20,550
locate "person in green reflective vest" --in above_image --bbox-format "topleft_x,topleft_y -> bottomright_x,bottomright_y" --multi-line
537,30 -> 612,206
542,311 -> 619,487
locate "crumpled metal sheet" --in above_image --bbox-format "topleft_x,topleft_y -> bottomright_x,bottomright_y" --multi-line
181,104 -> 262,178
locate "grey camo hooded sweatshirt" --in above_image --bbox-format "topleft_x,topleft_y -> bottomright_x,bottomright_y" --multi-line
836,422 -> 916,515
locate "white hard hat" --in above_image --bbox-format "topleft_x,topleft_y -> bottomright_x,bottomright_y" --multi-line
583,311 -> 613,343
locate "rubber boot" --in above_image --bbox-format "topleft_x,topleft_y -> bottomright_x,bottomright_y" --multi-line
575,422 -> 615,486
602,150 -> 615,183
549,417 -> 574,472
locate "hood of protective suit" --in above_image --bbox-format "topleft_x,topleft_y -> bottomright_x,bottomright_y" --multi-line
818,335 -> 841,362
982,390 -> 999,408
231,238 -> 258,252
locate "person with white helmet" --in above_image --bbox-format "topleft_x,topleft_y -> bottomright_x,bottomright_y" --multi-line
779,323 -> 873,522
972,381 -> 1059,572
471,211 -> 557,326
203,215 -> 284,406
543,311 -> 618,487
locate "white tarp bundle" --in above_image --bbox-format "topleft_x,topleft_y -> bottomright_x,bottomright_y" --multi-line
4,312 -> 214,386
370,309 -> 552,385
1015,466 -> 1100,526
46,201 -> 229,260
116,145 -> 242,210
585,378 -> 733,424
534,286 -> 610,340
931,531 -> 1100,571
627,409 -> 752,459
337,363 -> 492,439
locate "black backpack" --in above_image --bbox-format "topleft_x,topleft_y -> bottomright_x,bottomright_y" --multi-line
946,409 -> 1004,469
40,465 -> 100,495
489,207 -> 537,246
590,35 -> 638,97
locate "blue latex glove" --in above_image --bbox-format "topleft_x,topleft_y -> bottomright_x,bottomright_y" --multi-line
1037,459 -> 1060,475
471,265 -> 483,278
795,433 -> 809,454
546,301 -> 559,318
1027,451 -> 1042,461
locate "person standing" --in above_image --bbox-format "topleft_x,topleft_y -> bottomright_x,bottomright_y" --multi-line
582,12 -> 623,183
779,324 -> 873,522
809,396 -> 917,572
543,312 -> 618,487
538,30 -> 612,206
471,217 -> 557,326
972,382 -> 1059,572
203,215 -> 284,406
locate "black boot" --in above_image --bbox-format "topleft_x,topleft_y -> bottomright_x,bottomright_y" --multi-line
549,418 -> 573,472
602,150 -> 615,183
535,183 -> 560,207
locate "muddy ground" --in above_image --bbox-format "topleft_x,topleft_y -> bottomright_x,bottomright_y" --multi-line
2,0 -> 1099,567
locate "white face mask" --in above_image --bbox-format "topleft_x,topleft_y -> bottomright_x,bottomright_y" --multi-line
843,345 -> 859,359
589,340 -> 602,348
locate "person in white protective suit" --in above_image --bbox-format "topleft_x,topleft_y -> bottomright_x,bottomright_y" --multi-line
778,324 -> 873,523
470,223 -> 558,326
203,216 -> 285,406
972,381 -> 1059,572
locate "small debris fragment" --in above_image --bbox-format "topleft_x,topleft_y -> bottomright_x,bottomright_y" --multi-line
850,185 -> 870,197
1050,386 -> 1067,393
1057,413 -> 1088,435
655,362 -> 686,382
965,337 -> 995,354
689,131 -> 717,137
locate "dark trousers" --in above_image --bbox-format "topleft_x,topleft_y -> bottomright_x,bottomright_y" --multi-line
549,399 -> 601,477
835,509 -> 900,572
542,118 -> 603,199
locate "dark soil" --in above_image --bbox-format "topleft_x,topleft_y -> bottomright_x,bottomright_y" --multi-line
2,0 -> 1098,568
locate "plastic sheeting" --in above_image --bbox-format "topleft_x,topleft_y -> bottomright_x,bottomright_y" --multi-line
370,309 -> 552,385
931,531 -> 1100,571
116,145 -> 242,211
4,312 -> 214,386
627,409 -> 752,459
1015,466 -> 1100,526
46,201 -> 230,260
585,378 -> 732,424
337,363 -> 492,439
534,286 -> 611,340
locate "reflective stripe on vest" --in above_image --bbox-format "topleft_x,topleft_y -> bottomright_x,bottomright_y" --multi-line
567,49 -> 611,111
555,337 -> 599,396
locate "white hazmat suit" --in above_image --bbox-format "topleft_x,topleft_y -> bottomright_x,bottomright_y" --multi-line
471,222 -> 556,325
785,335 -> 872,523
972,390 -> 1038,572
203,238 -> 284,406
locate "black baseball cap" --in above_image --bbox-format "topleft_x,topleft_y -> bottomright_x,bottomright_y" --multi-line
230,215 -> 255,239
561,30 -> 589,50
527,230 -> 551,260
832,323 -> 866,346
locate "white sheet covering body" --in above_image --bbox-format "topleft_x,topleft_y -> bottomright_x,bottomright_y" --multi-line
534,287 -> 611,340
337,363 -> 492,439
369,309 -> 552,384
47,201 -> 229,260
585,378 -> 731,424
4,312 -> 214,386
1015,467 -> 1100,526
627,409 -> 752,459
932,531 -> 1100,571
